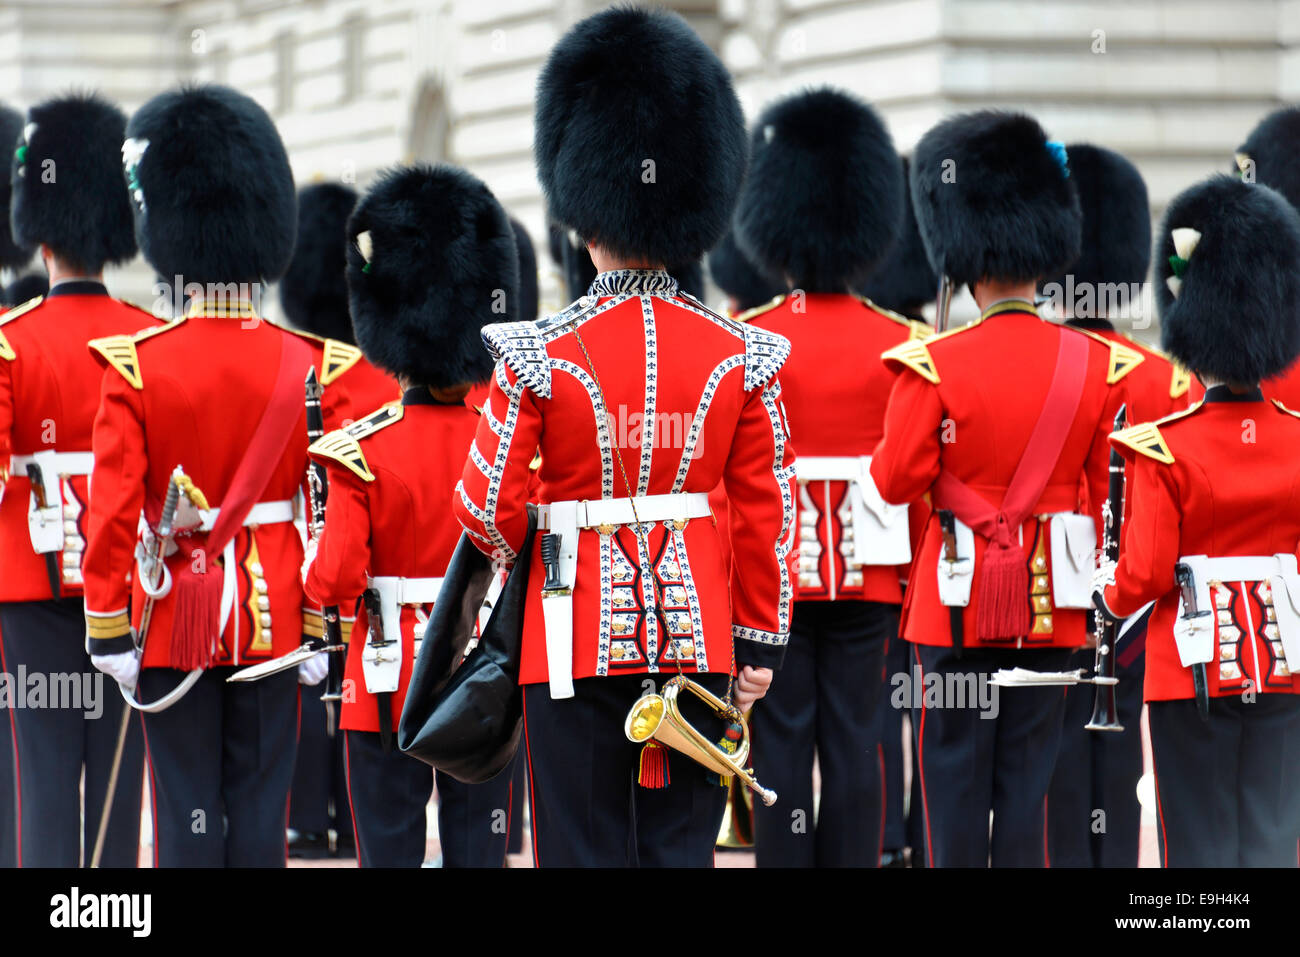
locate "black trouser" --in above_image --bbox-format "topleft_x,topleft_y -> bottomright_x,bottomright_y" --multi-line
0,624 -> 16,867
750,600 -> 894,867
138,666 -> 297,867
522,673 -> 730,867
879,629 -> 925,860
289,686 -> 351,841
1149,694 -> 1300,867
436,754 -> 517,867
344,729 -> 433,867
1046,647 -> 1144,867
0,599 -> 144,867
912,642 -> 1071,867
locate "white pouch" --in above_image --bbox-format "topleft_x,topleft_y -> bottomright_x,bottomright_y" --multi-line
1268,553 -> 1300,673
936,515 -> 975,607
1048,513 -> 1096,609
852,457 -> 911,566
26,450 -> 64,555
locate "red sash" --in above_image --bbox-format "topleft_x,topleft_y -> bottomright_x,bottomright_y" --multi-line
170,333 -> 312,669
933,329 -> 1088,640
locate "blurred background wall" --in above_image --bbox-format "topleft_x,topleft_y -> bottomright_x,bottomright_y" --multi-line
1,0 -> 1295,324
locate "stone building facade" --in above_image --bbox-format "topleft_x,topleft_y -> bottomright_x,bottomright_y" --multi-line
1,0 -> 1296,325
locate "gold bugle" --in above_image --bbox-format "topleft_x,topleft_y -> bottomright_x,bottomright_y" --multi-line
624,675 -> 777,806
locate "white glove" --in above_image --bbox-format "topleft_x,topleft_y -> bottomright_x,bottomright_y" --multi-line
1091,557 -> 1117,597
91,650 -> 140,689
1172,612 -> 1215,667
298,650 -> 329,686
300,538 -> 318,587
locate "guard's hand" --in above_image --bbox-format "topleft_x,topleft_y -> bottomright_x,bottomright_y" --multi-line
91,650 -> 140,689
298,650 -> 329,686
300,538 -> 318,587
1091,557 -> 1116,599
733,665 -> 773,712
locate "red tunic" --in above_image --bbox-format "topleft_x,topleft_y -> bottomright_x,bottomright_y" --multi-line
749,293 -> 928,603
305,393 -> 480,732
1102,389 -> 1300,701
82,303 -> 315,666
870,302 -> 1119,649
454,270 -> 797,683
0,287 -> 162,603
1068,322 -> 1192,540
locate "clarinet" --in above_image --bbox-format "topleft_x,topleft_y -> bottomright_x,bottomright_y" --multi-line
1086,404 -> 1126,733
306,368 -> 345,708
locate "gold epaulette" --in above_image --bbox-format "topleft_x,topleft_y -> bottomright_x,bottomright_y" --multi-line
881,337 -> 939,384
0,296 -> 44,361
308,403 -> 404,482
1109,422 -> 1174,464
321,339 -> 362,386
1170,365 -> 1191,400
1074,328 -> 1144,383
279,328 -> 363,386
1110,401 -> 1204,464
88,336 -> 142,389
733,295 -> 786,323
87,318 -> 186,390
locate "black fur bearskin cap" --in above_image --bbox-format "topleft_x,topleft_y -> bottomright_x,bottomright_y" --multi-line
534,6 -> 746,266
1157,174 -> 1300,384
346,164 -> 515,389
124,84 -> 296,287
911,110 -> 1081,287
736,87 -> 903,291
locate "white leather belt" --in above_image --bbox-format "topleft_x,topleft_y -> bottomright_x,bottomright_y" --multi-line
363,575 -> 444,694
795,455 -> 910,566
537,491 -> 712,531
197,499 -> 296,532
10,451 -> 95,476
1177,553 -> 1300,673
536,491 -> 711,700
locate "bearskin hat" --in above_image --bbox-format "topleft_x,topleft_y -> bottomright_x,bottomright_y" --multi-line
708,227 -> 784,313
10,93 -> 136,273
1042,144 -> 1150,295
859,158 -> 937,318
0,104 -> 34,269
124,84 -> 296,286
279,182 -> 358,343
1157,174 -> 1300,384
736,88 -> 903,291
535,6 -> 745,265
1235,107 -> 1300,212
911,111 -> 1081,287
2,272 -> 49,307
510,217 -> 539,323
346,165 -> 513,389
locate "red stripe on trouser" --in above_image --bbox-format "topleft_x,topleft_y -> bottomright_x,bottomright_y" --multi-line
1042,795 -> 1050,867
522,689 -> 540,868
0,635 -> 21,867
877,742 -> 886,867
1150,726 -> 1169,868
286,689 -> 301,866
913,643 -> 935,868
343,731 -> 363,867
